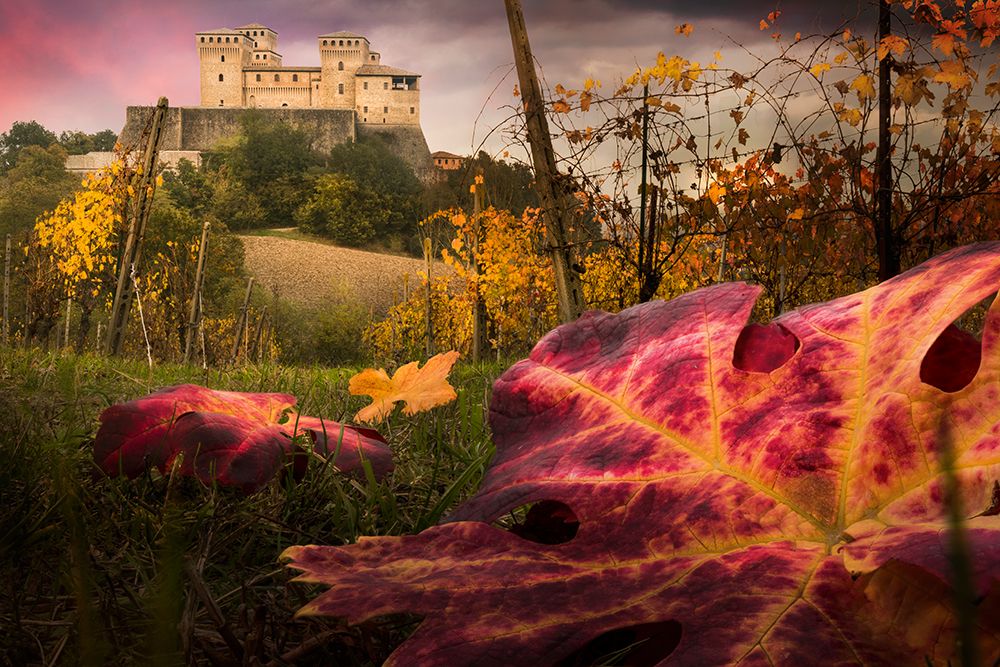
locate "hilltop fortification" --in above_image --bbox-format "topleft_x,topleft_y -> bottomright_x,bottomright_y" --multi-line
119,23 -> 432,179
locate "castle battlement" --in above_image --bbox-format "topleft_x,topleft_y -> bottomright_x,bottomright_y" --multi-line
196,23 -> 421,126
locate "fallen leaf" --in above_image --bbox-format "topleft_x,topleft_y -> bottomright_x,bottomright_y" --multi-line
94,384 -> 392,493
285,243 -> 1000,665
350,351 -> 461,424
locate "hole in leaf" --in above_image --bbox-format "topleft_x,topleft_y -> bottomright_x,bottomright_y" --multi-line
554,620 -> 682,667
502,500 -> 579,545
920,324 -> 982,392
732,323 -> 800,373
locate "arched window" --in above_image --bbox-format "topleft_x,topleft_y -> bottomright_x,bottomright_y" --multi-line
220,55 -> 225,62
220,99 -> 224,106
263,53 -> 267,59
219,74 -> 224,82
256,74 -> 261,81
255,54 -> 259,59
338,83 -> 344,94
253,31 -> 258,36
292,74 -> 298,82
282,103 -> 288,107
200,37 -> 205,43
274,73 -> 280,82
209,37 -> 214,43
355,40 -> 360,46
338,61 -> 344,71
225,37 -> 230,43
339,40 -> 344,46
323,40 -> 327,46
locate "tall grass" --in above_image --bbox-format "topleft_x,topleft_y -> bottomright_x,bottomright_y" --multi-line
0,347 -> 501,665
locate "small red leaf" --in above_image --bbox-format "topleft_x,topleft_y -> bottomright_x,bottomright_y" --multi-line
94,384 -> 392,493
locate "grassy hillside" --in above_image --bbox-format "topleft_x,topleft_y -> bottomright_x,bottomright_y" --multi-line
0,348 -> 502,665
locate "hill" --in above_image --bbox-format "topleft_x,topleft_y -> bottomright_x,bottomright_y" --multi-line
238,231 -> 449,316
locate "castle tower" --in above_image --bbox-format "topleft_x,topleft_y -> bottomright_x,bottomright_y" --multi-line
237,23 -> 283,68
318,32 -> 370,109
197,29 -> 252,106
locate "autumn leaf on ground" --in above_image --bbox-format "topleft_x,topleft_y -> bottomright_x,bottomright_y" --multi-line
286,244 -> 1000,665
94,384 -> 392,493
349,351 -> 461,424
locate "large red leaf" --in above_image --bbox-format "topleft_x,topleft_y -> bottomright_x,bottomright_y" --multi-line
94,384 -> 392,493
284,243 -> 1000,665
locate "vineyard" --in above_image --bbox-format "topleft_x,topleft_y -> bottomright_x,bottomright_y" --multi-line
2,0 -> 1000,664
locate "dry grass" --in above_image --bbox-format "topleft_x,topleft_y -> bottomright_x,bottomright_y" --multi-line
239,234 -> 451,315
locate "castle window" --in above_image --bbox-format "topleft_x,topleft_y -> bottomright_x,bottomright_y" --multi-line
200,37 -> 205,43
220,99 -> 224,106
225,37 -> 230,43
219,74 -> 224,81
220,55 -> 225,62
384,82 -> 389,90
355,40 -> 359,46
339,40 -> 344,46
363,82 -> 368,90
384,106 -> 388,113
209,37 -> 214,43
338,83 -> 344,94
410,107 -> 415,114
263,53 -> 267,59
371,55 -> 376,61
323,40 -> 327,46
253,31 -> 258,36
338,61 -> 344,71
292,74 -> 298,82
363,106 -> 368,113
256,74 -> 261,81
274,73 -> 280,81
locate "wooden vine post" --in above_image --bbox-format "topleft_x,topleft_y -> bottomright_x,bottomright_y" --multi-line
183,220 -> 210,365
471,169 -> 489,362
424,237 -> 434,356
2,234 -> 10,345
230,277 -> 255,363
503,0 -> 584,323
106,96 -> 169,355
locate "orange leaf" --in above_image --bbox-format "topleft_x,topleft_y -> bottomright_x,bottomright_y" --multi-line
850,74 -> 876,102
675,23 -> 693,37
349,351 -> 461,424
934,59 -> 974,89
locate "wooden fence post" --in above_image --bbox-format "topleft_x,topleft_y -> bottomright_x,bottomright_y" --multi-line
250,307 -> 267,362
106,97 -> 169,355
504,0 -> 584,323
471,169 -> 489,362
63,298 -> 72,351
183,220 -> 210,365
2,234 -> 10,345
423,237 -> 434,357
230,277 -> 255,364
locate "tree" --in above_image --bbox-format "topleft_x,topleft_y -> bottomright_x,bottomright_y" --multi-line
295,173 -> 383,246
328,137 -> 422,244
92,130 -> 118,152
0,121 -> 57,173
421,151 -> 539,217
0,144 -> 78,241
58,131 -> 95,156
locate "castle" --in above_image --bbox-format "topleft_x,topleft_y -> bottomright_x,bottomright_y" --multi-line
196,24 -> 420,124
110,23 -> 433,179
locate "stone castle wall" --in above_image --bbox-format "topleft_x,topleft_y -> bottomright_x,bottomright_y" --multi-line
119,106 -> 432,180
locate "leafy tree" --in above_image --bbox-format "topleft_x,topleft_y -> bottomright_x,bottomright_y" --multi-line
161,158 -> 213,219
295,173 -> 383,246
91,129 -> 118,152
0,144 -> 78,241
422,151 -> 539,217
58,131 -> 95,156
0,121 -> 57,173
328,137 -> 422,243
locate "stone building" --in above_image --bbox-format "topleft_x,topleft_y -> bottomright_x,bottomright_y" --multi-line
196,23 -> 421,126
431,151 -> 465,170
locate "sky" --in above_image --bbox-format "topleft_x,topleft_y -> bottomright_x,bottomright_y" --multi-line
0,0 -> 866,156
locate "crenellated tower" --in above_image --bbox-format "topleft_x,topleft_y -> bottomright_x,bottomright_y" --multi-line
196,29 -> 252,106
318,32 -> 369,109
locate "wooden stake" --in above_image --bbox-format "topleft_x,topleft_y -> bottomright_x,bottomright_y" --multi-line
471,169 -> 488,362
2,234 -> 10,345
106,97 -> 169,355
230,277 -> 255,363
503,0 -> 584,323
250,307 -> 267,362
423,237 -> 434,356
63,298 -> 72,351
184,221 -> 210,365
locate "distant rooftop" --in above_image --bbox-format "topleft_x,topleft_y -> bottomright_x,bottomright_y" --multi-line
432,151 -> 464,159
319,31 -> 368,39
356,64 -> 420,77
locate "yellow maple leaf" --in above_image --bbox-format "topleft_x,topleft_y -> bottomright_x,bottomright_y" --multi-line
349,351 -> 461,424
850,74 -> 876,102
877,35 -> 909,60
810,62 -> 831,78
707,182 -> 726,204
934,59 -> 974,89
